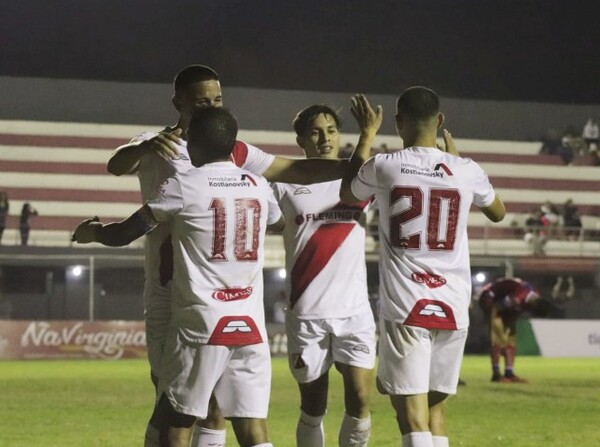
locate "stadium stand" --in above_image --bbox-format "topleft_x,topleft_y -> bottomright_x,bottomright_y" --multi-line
1,120 -> 599,259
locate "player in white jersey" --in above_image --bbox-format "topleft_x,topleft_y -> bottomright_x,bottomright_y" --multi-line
74,107 -> 284,447
271,103 -> 381,447
107,65 -> 377,447
341,89 -> 506,447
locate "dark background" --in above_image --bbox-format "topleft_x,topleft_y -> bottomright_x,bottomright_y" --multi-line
2,0 -> 599,104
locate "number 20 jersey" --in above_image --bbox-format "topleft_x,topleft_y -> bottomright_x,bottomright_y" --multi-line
351,147 -> 497,330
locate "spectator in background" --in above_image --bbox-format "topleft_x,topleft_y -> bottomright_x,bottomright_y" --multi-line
19,203 -> 38,246
524,209 -> 546,256
561,125 -> 586,163
582,118 -> 599,150
539,129 -> 562,155
540,201 -> 560,233
562,199 -> 582,240
0,192 -> 9,245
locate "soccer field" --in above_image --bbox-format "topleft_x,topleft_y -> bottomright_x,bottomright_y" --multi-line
0,356 -> 598,447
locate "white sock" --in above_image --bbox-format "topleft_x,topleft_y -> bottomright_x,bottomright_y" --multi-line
401,431 -> 434,447
432,435 -> 449,447
296,410 -> 325,447
190,426 -> 226,447
251,444 -> 274,447
339,413 -> 371,446
144,423 -> 160,447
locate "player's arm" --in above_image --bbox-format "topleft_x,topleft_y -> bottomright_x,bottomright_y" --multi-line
267,216 -> 285,233
71,205 -> 157,246
481,194 -> 506,223
107,129 -> 183,176
261,155 -> 345,184
340,94 -> 383,203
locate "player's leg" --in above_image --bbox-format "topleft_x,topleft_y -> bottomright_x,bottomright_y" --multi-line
489,315 -> 506,381
501,315 -> 527,383
286,317 -> 332,447
390,394 -> 433,447
155,394 -> 196,447
332,312 -> 377,446
191,395 -> 227,447
214,342 -> 273,447
427,392 -> 449,447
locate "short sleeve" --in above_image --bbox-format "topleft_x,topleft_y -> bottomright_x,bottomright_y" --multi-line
265,186 -> 282,225
470,161 -> 496,208
232,141 -> 276,175
351,157 -> 378,200
146,175 -> 184,222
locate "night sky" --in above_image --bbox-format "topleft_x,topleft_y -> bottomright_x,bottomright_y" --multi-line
2,0 -> 599,104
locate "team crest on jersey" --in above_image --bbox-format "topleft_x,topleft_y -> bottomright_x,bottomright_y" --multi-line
404,299 -> 457,330
208,316 -> 263,346
211,286 -> 253,302
411,272 -> 447,289
294,187 -> 312,195
353,344 -> 371,354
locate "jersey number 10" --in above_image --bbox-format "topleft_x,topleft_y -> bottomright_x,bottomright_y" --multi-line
209,198 -> 261,261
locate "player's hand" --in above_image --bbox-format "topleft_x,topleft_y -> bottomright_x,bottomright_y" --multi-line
438,129 -> 460,156
351,94 -> 383,135
144,128 -> 183,161
72,216 -> 102,244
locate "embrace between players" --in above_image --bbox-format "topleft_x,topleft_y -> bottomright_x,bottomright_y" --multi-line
72,65 -> 505,447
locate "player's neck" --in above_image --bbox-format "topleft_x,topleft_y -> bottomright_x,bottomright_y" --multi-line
402,133 -> 438,149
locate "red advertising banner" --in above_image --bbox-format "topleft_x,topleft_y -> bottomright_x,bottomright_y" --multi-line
0,320 -> 147,360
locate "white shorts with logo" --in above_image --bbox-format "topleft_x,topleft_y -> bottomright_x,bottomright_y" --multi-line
286,311 -> 376,383
377,319 -> 468,396
158,329 -> 271,419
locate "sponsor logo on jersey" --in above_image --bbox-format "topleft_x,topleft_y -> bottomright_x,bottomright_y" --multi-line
208,175 -> 256,187
292,353 -> 306,369
208,316 -> 263,346
404,299 -> 457,330
294,187 -> 312,195
211,286 -> 253,302
411,272 -> 447,289
434,163 -> 454,176
294,201 -> 368,226
353,344 -> 371,354
401,163 -> 444,178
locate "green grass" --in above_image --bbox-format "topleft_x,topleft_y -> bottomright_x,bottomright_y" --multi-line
0,356 -> 599,446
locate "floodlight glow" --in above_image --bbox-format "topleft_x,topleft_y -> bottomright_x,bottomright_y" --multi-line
278,268 -> 287,279
475,272 -> 486,283
72,266 -> 83,277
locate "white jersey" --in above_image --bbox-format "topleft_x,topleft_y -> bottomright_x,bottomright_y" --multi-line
351,147 -> 496,330
271,180 -> 371,319
133,130 -> 275,290
147,161 -> 281,346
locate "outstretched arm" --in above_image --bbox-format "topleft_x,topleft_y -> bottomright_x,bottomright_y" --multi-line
340,94 -> 383,203
107,129 -> 183,176
72,206 -> 156,246
481,195 -> 506,223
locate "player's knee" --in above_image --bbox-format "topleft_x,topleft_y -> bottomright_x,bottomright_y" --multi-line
230,418 -> 269,447
157,394 -> 196,429
299,375 -> 329,416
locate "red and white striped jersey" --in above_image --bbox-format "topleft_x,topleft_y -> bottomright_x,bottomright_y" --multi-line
351,147 -> 497,330
147,161 -> 281,346
271,180 -> 371,319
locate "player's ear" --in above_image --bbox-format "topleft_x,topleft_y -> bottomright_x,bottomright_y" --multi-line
172,95 -> 182,112
437,112 -> 445,129
296,135 -> 306,150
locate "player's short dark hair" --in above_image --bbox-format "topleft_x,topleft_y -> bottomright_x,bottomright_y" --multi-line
187,107 -> 238,163
173,65 -> 220,93
396,86 -> 440,121
292,105 -> 342,136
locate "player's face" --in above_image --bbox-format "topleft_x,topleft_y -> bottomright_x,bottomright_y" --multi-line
298,113 -> 340,159
174,80 -> 223,123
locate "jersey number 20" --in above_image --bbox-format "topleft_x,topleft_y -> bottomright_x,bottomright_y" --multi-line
389,186 -> 460,251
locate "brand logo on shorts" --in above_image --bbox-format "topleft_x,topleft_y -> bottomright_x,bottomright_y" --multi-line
404,299 -> 457,330
292,354 -> 306,369
294,187 -> 312,195
353,344 -> 370,354
411,272 -> 447,289
211,286 -> 253,302
208,316 -> 263,346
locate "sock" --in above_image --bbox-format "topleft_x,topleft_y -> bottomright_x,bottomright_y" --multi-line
491,344 -> 502,375
144,422 -> 160,447
504,345 -> 516,376
251,444 -> 274,447
339,413 -> 371,446
401,431 -> 434,447
432,435 -> 449,447
296,410 -> 325,447
190,427 -> 226,447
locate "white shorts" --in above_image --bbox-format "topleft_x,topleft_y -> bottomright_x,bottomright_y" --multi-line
143,281 -> 172,377
377,319 -> 468,396
286,312 -> 376,383
158,329 -> 271,419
